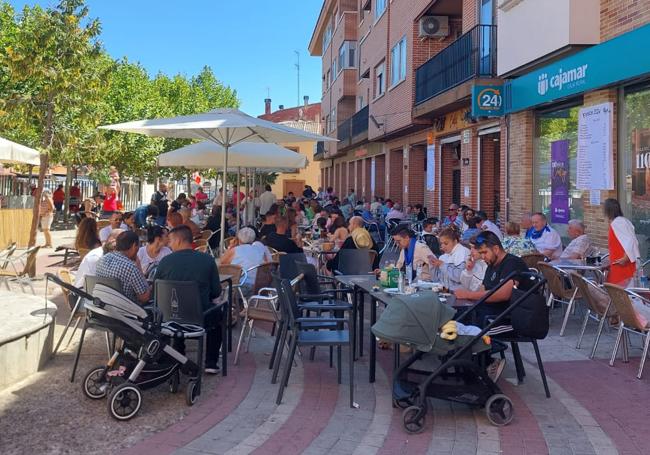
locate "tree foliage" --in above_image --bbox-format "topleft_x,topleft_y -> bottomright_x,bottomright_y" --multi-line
0,0 -> 239,244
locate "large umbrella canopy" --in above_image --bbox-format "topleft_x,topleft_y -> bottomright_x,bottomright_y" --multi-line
0,137 -> 40,166
100,108 -> 335,249
156,141 -> 307,171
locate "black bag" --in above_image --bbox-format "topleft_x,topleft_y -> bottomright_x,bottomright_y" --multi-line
509,287 -> 549,339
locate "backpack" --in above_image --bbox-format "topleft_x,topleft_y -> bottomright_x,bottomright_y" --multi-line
509,287 -> 549,339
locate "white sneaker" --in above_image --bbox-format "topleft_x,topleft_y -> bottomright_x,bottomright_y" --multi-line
487,358 -> 506,383
204,366 -> 221,375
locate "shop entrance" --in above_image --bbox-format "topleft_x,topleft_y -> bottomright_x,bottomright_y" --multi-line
479,131 -> 501,221
441,140 -> 462,216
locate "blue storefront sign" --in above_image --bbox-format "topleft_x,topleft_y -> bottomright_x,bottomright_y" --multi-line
505,23 -> 650,113
471,85 -> 504,117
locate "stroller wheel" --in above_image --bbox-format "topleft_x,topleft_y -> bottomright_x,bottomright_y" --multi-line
402,406 -> 426,434
82,366 -> 109,400
485,394 -> 514,426
169,370 -> 180,394
186,380 -> 199,406
108,383 -> 143,421
392,397 -> 413,409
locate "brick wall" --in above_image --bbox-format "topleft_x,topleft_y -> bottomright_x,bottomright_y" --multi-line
601,0 -> 650,41
506,110 -> 535,225
441,143 -> 461,213
375,153 -> 386,198
462,0 -> 478,33
479,132 -> 501,220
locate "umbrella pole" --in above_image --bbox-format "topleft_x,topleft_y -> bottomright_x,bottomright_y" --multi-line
244,167 -> 250,225
219,133 -> 229,253
236,166 -> 241,233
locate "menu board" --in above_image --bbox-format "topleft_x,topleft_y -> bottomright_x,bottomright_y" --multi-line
426,143 -> 435,191
577,102 -> 614,190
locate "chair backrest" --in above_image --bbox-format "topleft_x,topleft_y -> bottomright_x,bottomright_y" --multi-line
195,245 -> 209,253
275,276 -> 300,326
58,269 -> 74,309
521,253 -> 546,269
23,246 -> 40,278
252,262 -> 278,294
194,238 -> 208,248
218,263 -> 244,287
295,261 -> 321,295
336,248 -> 373,275
0,242 -> 17,269
537,262 -> 572,298
154,279 -> 204,325
603,283 -> 648,330
200,230 -> 213,240
45,272 -> 93,302
85,275 -> 123,294
569,272 -> 614,318
279,253 -> 308,280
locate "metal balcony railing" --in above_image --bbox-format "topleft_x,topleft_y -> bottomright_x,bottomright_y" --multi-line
337,105 -> 369,149
415,24 -> 497,105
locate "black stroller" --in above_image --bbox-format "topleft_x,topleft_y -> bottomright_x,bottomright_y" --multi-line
81,284 -> 204,420
371,271 -> 547,433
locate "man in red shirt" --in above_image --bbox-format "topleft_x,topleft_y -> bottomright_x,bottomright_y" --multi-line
69,182 -> 81,213
232,186 -> 245,207
52,184 -> 65,213
195,186 -> 208,202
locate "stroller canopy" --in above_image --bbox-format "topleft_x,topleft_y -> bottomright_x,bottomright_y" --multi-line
371,293 -> 456,352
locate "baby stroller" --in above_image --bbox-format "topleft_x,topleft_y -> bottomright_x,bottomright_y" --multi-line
371,271 -> 546,434
81,284 -> 204,420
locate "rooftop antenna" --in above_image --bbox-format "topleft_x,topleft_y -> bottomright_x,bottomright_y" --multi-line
294,50 -> 300,107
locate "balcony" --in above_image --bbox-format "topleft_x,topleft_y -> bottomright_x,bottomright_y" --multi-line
415,25 -> 497,105
313,141 -> 326,161
336,105 -> 369,151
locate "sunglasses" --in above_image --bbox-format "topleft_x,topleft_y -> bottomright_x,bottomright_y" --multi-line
474,232 -> 488,245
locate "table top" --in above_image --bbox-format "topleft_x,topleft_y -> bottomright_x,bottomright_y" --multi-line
551,259 -> 607,270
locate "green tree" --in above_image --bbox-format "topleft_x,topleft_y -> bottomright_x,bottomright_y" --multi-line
0,0 -> 107,246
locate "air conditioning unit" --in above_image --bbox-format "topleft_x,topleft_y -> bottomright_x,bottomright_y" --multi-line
419,16 -> 449,38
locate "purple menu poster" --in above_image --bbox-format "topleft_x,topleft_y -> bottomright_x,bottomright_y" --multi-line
551,140 -> 570,224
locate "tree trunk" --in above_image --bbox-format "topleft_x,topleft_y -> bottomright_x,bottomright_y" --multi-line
29,102 -> 55,247
186,171 -> 192,196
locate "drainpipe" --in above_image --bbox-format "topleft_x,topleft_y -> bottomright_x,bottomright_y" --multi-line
505,114 -> 510,222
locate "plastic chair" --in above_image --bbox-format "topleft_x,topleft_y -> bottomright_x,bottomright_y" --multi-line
335,248 -> 373,276
537,262 -> 580,336
200,230 -> 213,240
279,253 -> 308,280
570,272 -> 617,357
520,253 -> 546,270
0,246 -> 40,294
273,276 -> 355,407
154,280 -> 218,379
603,284 -> 650,379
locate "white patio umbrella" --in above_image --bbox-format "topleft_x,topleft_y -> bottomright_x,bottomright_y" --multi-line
0,136 -> 40,166
156,141 -> 307,170
100,108 -> 335,249
157,141 -> 308,231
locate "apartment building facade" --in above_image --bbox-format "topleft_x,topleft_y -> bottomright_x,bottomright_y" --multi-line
310,0 -> 505,221
500,0 -> 650,252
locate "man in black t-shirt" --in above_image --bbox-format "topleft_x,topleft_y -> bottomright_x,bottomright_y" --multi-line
265,216 -> 302,254
455,231 -> 528,382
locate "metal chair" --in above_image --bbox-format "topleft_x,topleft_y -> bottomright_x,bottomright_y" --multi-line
537,262 -> 580,336
0,242 -> 17,269
273,276 -> 355,407
0,246 -> 40,294
603,284 -> 650,379
570,272 -> 617,357
335,248 -> 374,275
50,270 -> 88,356
520,253 -> 546,271
279,253 -> 308,280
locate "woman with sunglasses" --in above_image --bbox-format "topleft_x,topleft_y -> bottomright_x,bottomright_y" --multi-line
429,226 -> 470,290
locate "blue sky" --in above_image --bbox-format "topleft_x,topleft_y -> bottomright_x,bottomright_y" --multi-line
7,0 -> 323,116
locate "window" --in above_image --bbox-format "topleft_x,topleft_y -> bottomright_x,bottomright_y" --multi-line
375,0 -> 387,20
322,22 -> 333,50
358,96 -> 365,110
324,114 -> 330,133
533,103 -> 583,240
332,57 -> 338,81
338,41 -> 357,71
374,62 -> 385,98
390,37 -> 407,86
326,70 -> 331,88
621,83 -> 650,256
331,107 -> 337,131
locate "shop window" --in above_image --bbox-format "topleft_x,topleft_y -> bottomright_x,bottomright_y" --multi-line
533,103 -> 584,238
621,84 -> 650,256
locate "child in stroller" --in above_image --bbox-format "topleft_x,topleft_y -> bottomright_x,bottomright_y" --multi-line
371,271 -> 546,434
81,284 -> 204,420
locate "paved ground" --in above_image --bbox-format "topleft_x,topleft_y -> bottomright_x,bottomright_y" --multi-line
1,231 -> 649,454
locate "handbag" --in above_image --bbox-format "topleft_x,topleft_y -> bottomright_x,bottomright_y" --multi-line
509,287 -> 549,339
